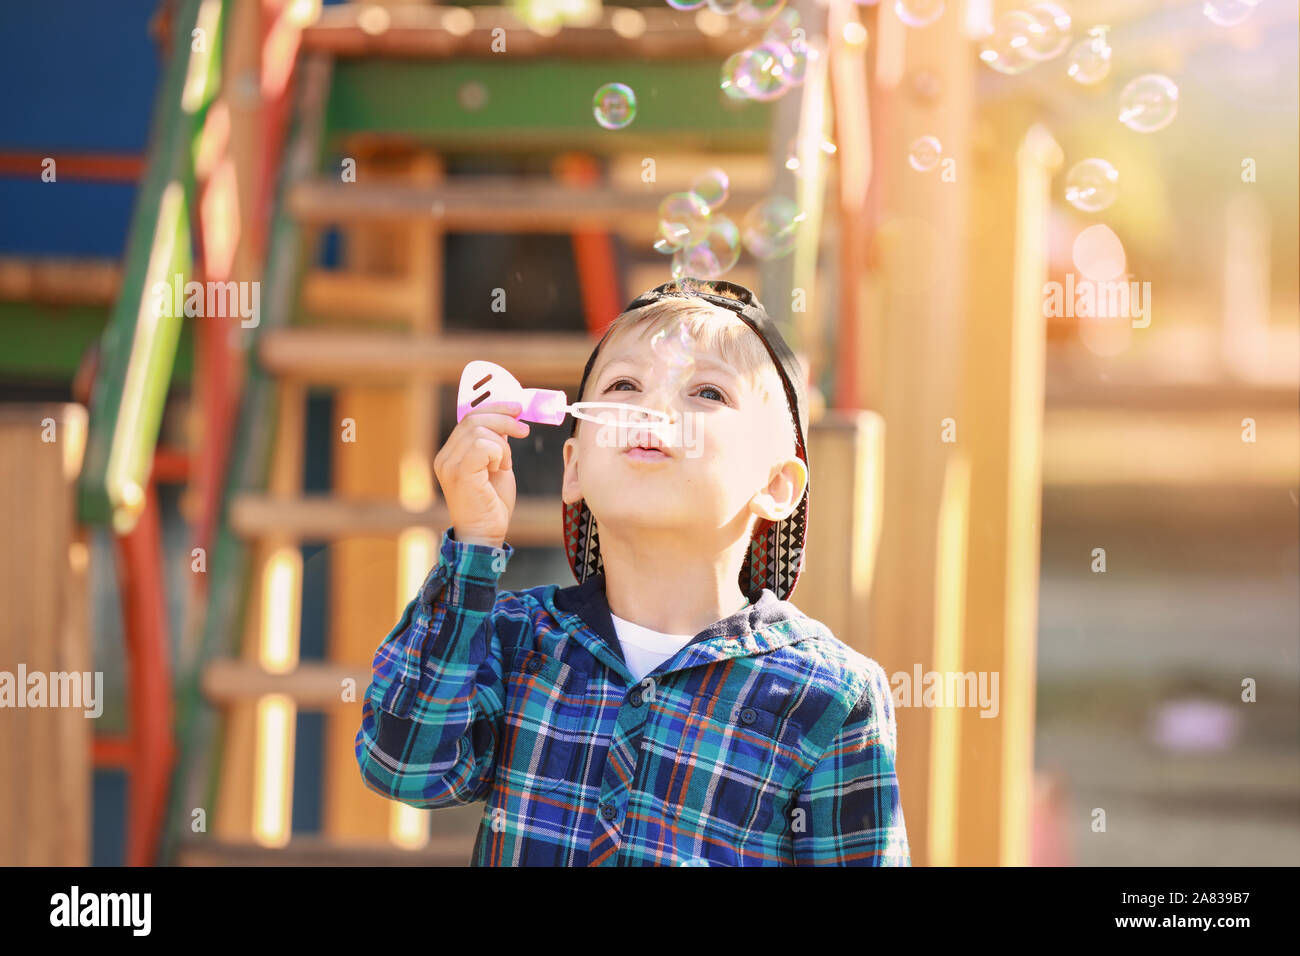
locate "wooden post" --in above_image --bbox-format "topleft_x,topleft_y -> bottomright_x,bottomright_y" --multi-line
324,150 -> 442,844
857,1 -> 973,867
799,411 -> 886,654
955,118 -> 1060,865
0,405 -> 91,865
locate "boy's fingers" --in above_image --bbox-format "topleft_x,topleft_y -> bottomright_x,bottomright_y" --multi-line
462,410 -> 529,439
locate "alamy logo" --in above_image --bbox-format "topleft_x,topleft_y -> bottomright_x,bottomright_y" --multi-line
49,886 -> 151,936
1042,273 -> 1151,328
890,665 -> 999,718
0,665 -> 103,718
149,273 -> 261,327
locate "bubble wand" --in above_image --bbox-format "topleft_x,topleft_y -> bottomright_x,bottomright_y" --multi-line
455,360 -> 671,429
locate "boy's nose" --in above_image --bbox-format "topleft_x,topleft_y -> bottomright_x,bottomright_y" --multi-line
638,384 -> 680,424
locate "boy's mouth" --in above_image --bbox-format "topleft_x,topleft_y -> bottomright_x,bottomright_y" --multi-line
622,428 -> 675,460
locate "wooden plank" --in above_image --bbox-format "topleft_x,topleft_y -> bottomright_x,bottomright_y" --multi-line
325,151 -> 446,843
302,5 -> 761,60
228,494 -> 562,543
953,115 -> 1060,867
327,387 -> 408,842
324,58 -> 771,151
0,257 -> 121,306
176,834 -> 472,866
859,2 -> 973,868
301,270 -> 418,322
1042,407 -> 1300,486
288,178 -> 768,232
259,328 -> 594,383
203,660 -> 370,706
0,404 -> 90,865
798,411 -> 886,654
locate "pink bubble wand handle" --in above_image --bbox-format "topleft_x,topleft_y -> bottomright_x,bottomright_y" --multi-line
456,360 -> 671,428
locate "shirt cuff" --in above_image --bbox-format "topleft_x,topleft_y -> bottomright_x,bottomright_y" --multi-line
417,527 -> 514,610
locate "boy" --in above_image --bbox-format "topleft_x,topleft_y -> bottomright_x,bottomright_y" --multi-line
355,277 -> 910,866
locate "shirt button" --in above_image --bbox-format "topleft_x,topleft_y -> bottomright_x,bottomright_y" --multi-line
629,691 -> 643,707
601,803 -> 618,821
740,707 -> 757,725
526,658 -> 542,673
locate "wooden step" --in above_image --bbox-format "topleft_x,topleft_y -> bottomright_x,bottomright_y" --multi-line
302,5 -> 758,60
259,328 -> 594,384
287,177 -> 766,233
176,834 -> 472,866
202,660 -> 370,706
300,270 -> 418,322
228,494 -> 563,544
0,256 -> 121,306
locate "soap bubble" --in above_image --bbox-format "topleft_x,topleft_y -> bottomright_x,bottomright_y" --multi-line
658,191 -> 711,249
764,6 -> 800,42
1203,0 -> 1259,27
649,317 -> 697,400
1064,158 -> 1119,212
592,83 -> 637,130
1066,26 -> 1111,85
1118,74 -> 1180,133
782,44 -> 810,87
908,135 -> 942,172
784,137 -> 837,175
720,45 -> 790,101
666,0 -> 707,8
1025,2 -> 1072,61
690,168 -> 730,213
736,0 -> 786,23
677,215 -> 742,279
742,196 -> 805,259
895,0 -> 944,28
706,0 -> 744,13
979,10 -> 1039,75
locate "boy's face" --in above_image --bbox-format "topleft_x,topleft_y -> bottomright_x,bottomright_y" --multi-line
561,312 -> 808,547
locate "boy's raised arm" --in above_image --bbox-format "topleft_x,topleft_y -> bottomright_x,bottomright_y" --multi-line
355,399 -> 531,808
792,660 -> 911,866
354,529 -> 514,808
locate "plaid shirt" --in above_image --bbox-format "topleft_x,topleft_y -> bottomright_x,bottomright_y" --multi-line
355,528 -> 910,866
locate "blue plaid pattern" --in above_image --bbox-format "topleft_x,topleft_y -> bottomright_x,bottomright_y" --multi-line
355,528 -> 910,866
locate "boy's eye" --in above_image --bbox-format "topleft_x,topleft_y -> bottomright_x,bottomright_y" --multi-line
604,378 -> 729,405
695,385 -> 726,402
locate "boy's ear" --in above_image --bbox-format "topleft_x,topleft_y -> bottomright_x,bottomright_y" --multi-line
561,436 -> 583,506
748,455 -> 808,522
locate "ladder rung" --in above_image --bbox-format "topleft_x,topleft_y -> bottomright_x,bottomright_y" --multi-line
287,178 -> 766,232
302,5 -> 755,61
300,270 -> 417,321
228,494 -> 563,544
259,328 -> 594,383
202,660 -> 369,706
0,256 -> 121,306
176,835 -> 471,866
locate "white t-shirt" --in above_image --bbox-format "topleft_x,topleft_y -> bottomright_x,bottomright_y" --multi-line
609,612 -> 697,686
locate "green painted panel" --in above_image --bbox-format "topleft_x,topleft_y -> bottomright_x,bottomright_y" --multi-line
326,58 -> 771,150
0,302 -> 194,383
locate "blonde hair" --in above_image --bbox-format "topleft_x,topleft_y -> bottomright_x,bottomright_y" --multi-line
583,296 -> 797,456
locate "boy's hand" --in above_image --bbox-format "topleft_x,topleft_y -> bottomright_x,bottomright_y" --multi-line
434,401 -> 530,549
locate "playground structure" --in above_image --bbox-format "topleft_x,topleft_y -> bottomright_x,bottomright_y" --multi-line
1,0 -> 1296,868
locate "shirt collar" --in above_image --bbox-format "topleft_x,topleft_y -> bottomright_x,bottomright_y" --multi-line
548,573 -> 809,683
